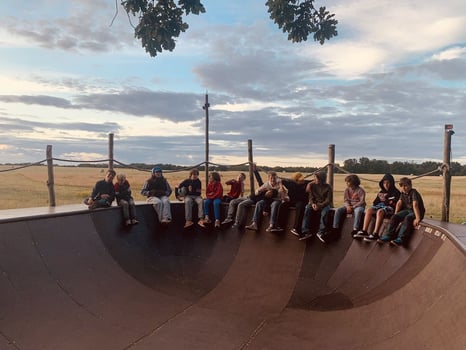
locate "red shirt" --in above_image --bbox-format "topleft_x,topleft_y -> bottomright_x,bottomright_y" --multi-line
206,181 -> 223,199
225,179 -> 243,199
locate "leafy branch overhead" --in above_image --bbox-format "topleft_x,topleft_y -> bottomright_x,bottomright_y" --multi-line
121,0 -> 338,57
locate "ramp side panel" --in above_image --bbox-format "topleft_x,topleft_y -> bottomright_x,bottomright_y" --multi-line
0,214 -> 190,350
244,238 -> 466,350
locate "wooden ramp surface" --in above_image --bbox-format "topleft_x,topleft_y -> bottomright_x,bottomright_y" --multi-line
0,203 -> 465,350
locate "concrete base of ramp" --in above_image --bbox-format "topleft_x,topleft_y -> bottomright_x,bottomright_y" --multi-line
0,203 -> 465,349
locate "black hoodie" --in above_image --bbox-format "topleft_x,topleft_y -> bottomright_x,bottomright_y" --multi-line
373,173 -> 400,209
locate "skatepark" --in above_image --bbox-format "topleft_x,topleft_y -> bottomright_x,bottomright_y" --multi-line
1,203 -> 465,349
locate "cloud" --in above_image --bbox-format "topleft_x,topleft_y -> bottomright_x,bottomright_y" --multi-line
0,95 -> 72,108
0,0 -> 464,168
2,1 -> 135,54
431,46 -> 466,61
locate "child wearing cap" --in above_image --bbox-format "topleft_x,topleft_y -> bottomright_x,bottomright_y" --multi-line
141,167 -> 172,224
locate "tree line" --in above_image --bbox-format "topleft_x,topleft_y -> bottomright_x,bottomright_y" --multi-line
342,158 -> 466,176
73,158 -> 466,176
5,158 -> 465,176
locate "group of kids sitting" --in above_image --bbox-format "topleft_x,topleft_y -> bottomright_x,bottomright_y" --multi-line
85,165 -> 425,247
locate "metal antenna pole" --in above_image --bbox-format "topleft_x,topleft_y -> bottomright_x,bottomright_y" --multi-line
203,93 -> 210,187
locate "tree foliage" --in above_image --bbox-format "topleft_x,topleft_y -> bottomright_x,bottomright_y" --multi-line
342,158 -> 466,176
121,0 -> 338,57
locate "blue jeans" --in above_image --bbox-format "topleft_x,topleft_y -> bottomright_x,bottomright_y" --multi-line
302,204 -> 330,233
252,199 -> 281,226
383,209 -> 415,241
333,206 -> 365,230
204,198 -> 222,220
235,198 -> 254,225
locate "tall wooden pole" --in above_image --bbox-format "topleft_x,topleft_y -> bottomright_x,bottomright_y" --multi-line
328,144 -> 335,190
108,133 -> 114,171
248,139 -> 255,195
442,124 -> 454,222
46,145 -> 56,207
203,93 -> 210,186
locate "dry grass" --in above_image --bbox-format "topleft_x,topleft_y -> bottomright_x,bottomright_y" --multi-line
1,165 -> 466,223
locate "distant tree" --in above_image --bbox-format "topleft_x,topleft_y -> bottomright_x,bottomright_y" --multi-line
120,0 -> 338,57
450,162 -> 466,176
343,159 -> 359,173
371,159 -> 390,174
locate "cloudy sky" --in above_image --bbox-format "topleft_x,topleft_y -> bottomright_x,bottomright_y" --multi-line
0,1 -> 465,168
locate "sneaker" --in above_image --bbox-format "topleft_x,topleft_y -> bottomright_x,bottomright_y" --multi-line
125,219 -> 132,226
390,238 -> 403,246
271,226 -> 284,232
198,220 -> 206,228
317,231 -> 328,243
184,220 -> 194,228
353,230 -> 368,239
363,233 -> 379,242
214,220 -> 221,228
299,232 -> 313,241
131,219 -> 139,225
221,218 -> 233,225
290,228 -> 301,237
350,229 -> 359,237
231,222 -> 239,228
377,235 -> 391,244
266,225 -> 274,232
245,222 -> 258,231
290,228 -> 300,237
204,217 -> 211,224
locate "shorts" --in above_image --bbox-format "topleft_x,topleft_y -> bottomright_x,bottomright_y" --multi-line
370,204 -> 394,216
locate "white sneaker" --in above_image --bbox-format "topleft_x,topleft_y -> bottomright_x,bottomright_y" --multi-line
290,228 -> 300,237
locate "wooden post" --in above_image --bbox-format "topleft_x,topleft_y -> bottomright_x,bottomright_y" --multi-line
442,124 -> 454,222
203,93 -> 210,186
248,139 -> 255,195
328,144 -> 335,189
108,133 -> 114,170
46,145 -> 56,207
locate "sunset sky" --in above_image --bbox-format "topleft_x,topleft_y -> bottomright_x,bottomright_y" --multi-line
0,0 -> 465,168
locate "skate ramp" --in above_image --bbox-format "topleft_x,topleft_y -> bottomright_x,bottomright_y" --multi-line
0,203 -> 465,349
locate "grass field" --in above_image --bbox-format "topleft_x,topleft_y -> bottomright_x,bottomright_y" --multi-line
1,165 -> 465,224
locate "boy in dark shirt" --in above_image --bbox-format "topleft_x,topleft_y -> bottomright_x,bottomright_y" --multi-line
176,168 -> 203,228
85,169 -> 116,209
378,177 -> 425,246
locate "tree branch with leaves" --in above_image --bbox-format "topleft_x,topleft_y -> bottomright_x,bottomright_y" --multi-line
121,0 -> 338,57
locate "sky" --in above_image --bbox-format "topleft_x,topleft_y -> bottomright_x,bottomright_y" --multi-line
0,0 -> 465,168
